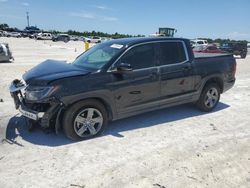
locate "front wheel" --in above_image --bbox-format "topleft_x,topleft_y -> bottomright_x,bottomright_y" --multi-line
63,100 -> 108,140
196,83 -> 221,112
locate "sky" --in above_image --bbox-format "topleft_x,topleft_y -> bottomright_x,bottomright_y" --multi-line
0,0 -> 250,40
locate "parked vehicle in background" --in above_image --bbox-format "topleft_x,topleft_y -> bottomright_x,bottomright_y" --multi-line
193,45 -> 226,53
24,26 -> 41,34
191,39 -> 208,48
220,42 -> 248,58
21,32 -> 29,38
0,43 -> 14,62
247,43 -> 250,48
29,33 -> 38,39
9,37 -> 236,140
101,37 -> 112,42
84,36 -> 101,43
70,35 -> 79,41
36,33 -> 53,40
77,36 -> 85,41
149,33 -> 166,37
5,32 -> 21,38
52,34 -> 70,43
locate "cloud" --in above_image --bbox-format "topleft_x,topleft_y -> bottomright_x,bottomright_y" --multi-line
69,12 -> 95,19
95,5 -> 108,10
69,11 -> 118,22
22,2 -> 30,6
0,0 -> 8,2
226,32 -> 250,40
102,16 -> 118,21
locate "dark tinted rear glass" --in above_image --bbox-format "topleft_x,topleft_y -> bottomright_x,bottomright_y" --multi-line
159,42 -> 187,65
207,46 -> 217,50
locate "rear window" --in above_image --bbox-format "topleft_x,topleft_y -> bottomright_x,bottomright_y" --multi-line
159,42 -> 187,65
207,46 -> 217,50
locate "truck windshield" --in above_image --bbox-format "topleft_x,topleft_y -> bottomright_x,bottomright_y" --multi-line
73,42 -> 124,69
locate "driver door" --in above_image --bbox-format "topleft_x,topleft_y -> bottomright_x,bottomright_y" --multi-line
111,43 -> 160,117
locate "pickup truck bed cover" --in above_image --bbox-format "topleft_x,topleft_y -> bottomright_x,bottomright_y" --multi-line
194,53 -> 232,59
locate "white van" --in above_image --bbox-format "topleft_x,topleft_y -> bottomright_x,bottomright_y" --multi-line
191,39 -> 208,47
36,33 -> 53,40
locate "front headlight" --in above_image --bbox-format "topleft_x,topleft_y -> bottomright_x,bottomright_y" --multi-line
25,86 -> 59,101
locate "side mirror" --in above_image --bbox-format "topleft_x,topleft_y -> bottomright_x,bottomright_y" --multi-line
112,63 -> 132,73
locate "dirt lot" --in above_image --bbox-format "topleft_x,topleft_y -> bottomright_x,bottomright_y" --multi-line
0,37 -> 249,188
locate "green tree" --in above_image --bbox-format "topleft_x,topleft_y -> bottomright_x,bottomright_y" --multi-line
0,23 -> 9,30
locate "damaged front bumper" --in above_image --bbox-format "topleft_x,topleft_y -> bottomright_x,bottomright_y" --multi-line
19,104 -> 45,121
9,79 -> 63,131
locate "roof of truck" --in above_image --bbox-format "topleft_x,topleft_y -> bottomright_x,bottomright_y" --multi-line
106,37 -> 189,46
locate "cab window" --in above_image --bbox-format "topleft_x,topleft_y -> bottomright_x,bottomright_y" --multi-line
159,42 -> 187,65
120,43 -> 155,70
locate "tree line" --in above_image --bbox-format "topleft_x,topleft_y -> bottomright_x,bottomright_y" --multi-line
1,23 -> 248,43
197,38 -> 248,45
67,30 -> 146,39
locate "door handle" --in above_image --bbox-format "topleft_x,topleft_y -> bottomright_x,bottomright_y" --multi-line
149,72 -> 158,80
182,66 -> 191,72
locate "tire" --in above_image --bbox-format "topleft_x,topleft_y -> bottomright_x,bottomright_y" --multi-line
196,83 -> 221,112
64,38 -> 69,43
63,99 -> 108,141
241,53 -> 247,59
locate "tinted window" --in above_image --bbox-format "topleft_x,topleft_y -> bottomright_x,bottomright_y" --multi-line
207,46 -> 217,50
120,43 -> 155,69
197,41 -> 204,44
159,42 -> 187,65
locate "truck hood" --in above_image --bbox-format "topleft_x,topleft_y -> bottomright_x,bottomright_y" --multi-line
23,59 -> 91,85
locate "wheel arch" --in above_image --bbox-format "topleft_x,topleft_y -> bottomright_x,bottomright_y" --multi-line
202,76 -> 224,93
63,96 -> 114,121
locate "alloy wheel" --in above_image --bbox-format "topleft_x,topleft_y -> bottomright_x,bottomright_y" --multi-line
73,108 -> 103,138
204,88 -> 219,108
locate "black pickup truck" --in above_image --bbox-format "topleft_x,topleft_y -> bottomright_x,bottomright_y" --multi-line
9,37 -> 236,140
220,42 -> 248,59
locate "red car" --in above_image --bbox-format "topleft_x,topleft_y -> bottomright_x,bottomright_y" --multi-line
193,45 -> 226,53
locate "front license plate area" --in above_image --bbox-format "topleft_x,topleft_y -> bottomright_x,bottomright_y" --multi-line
19,106 -> 38,120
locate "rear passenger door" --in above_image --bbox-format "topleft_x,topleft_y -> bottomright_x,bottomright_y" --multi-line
158,41 -> 194,102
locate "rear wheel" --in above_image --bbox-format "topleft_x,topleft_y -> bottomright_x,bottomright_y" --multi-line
64,38 -> 69,43
241,53 -> 247,59
63,100 -> 108,140
196,83 -> 220,112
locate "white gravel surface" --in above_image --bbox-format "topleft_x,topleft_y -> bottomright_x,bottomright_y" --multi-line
0,38 -> 249,188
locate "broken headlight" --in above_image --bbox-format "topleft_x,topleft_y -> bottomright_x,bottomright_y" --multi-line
25,86 -> 59,101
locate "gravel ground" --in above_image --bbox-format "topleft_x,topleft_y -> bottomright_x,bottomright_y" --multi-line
0,37 -> 249,188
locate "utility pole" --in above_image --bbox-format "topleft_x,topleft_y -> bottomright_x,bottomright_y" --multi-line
26,12 -> 30,27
